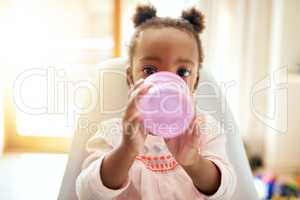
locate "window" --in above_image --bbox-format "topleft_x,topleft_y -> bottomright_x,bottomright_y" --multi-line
1,0 -> 118,152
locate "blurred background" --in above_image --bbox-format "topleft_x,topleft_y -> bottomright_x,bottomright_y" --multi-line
0,0 -> 299,199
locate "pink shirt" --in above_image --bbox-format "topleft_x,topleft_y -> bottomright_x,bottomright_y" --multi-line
76,114 -> 236,200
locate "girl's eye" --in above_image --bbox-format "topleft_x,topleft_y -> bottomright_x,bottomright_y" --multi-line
143,66 -> 157,75
177,67 -> 191,77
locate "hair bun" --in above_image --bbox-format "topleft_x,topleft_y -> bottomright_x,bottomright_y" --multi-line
133,4 -> 157,28
181,7 -> 205,33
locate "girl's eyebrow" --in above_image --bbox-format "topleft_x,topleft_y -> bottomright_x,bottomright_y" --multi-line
139,56 -> 161,62
176,58 -> 194,66
139,56 -> 194,66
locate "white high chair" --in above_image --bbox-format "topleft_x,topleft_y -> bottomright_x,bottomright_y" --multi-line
58,57 -> 259,200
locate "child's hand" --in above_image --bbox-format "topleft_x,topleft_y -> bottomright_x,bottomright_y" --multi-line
164,114 -> 204,167
121,78 -> 152,155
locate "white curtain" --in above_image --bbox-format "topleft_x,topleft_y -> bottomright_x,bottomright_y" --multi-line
198,0 -> 275,156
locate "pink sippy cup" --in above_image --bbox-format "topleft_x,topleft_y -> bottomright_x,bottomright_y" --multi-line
138,72 -> 195,138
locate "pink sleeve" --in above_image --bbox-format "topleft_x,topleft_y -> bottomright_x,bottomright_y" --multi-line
198,114 -> 237,200
75,118 -> 130,200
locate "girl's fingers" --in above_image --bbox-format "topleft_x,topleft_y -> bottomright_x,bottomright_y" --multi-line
192,94 -> 197,113
184,114 -> 200,138
123,84 -> 153,136
123,112 -> 140,135
186,115 -> 197,135
124,112 -> 147,140
127,110 -> 141,123
128,78 -> 144,96
193,115 -> 205,137
131,82 -> 153,99
136,83 -> 153,99
164,137 -> 174,146
127,83 -> 153,114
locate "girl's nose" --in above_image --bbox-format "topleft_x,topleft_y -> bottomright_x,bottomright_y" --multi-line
157,67 -> 177,74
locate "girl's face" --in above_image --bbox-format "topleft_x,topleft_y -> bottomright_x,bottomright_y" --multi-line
128,27 -> 200,93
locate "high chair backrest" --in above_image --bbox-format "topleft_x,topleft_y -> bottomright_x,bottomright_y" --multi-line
58,57 -> 259,200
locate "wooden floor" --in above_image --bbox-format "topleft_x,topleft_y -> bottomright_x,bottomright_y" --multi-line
0,153 -> 67,200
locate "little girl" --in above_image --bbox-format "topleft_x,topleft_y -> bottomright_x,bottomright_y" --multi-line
76,4 -> 236,200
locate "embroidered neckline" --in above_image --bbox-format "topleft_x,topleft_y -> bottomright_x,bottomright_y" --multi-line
136,154 -> 179,172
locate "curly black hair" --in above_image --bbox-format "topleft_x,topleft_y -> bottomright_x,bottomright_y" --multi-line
129,4 -> 205,69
